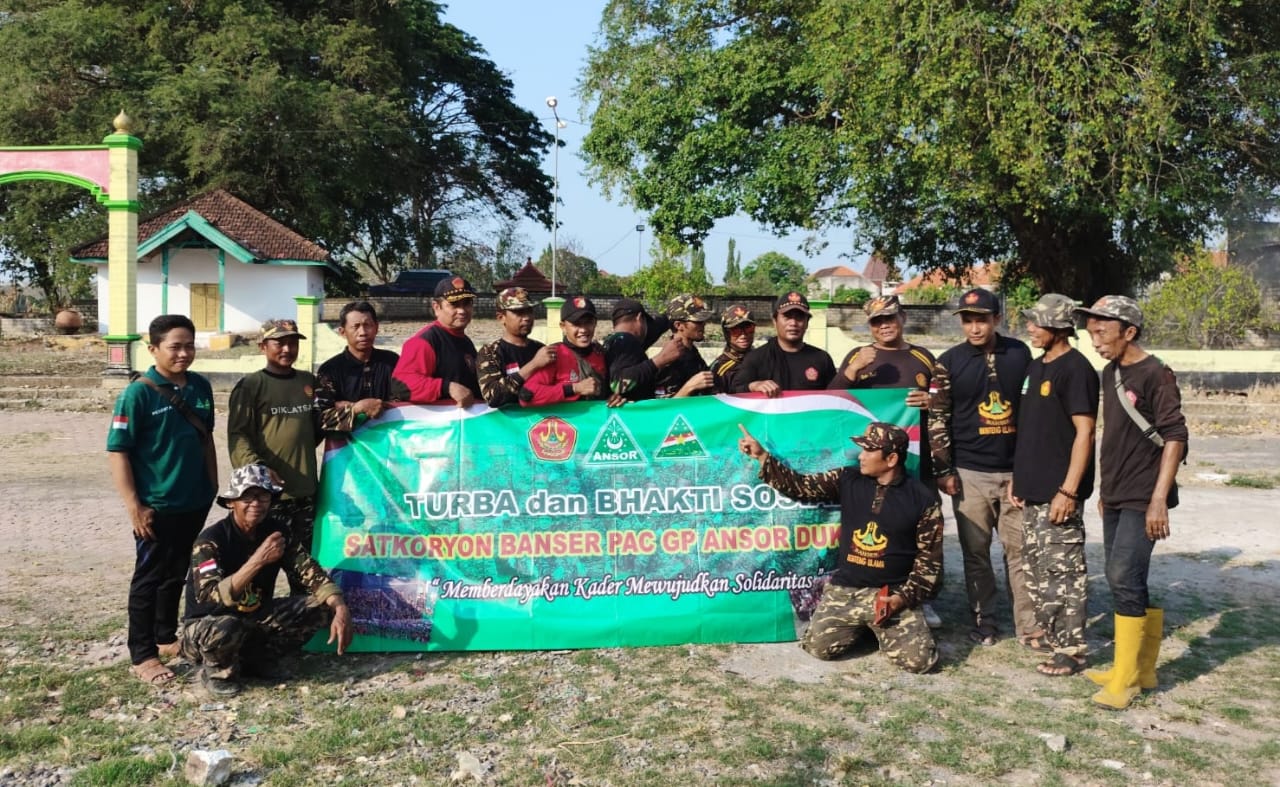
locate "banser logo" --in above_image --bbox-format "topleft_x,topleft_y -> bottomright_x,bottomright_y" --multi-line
585,414 -> 646,466
654,414 -> 707,460
528,416 -> 577,462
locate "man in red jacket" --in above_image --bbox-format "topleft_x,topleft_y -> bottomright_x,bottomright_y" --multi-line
393,277 -> 482,406
520,296 -> 626,407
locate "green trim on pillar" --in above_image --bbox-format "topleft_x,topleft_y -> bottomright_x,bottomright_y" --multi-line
103,334 -> 143,342
101,133 -> 144,151
809,298 -> 831,309
161,249 -> 170,314
102,199 -> 141,212
293,296 -> 322,305
218,250 -> 226,333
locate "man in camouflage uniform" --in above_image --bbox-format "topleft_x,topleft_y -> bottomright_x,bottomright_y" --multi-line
738,422 -> 942,673
928,288 -> 1034,647
181,464 -> 352,697
711,303 -> 755,393
653,293 -> 716,398
476,287 -> 557,408
1010,294 -> 1098,676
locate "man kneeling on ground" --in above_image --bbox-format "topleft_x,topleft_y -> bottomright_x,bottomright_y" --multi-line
737,422 -> 942,673
181,464 -> 352,696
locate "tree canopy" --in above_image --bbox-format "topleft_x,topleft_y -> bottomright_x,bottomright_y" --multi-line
0,0 -> 553,305
580,0 -> 1280,300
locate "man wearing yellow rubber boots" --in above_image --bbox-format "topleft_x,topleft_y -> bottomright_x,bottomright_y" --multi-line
1078,296 -> 1187,710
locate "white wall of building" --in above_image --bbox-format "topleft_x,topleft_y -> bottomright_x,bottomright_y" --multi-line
93,247 -> 325,335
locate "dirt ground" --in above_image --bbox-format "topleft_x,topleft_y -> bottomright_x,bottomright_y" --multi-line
2,409 -> 1278,679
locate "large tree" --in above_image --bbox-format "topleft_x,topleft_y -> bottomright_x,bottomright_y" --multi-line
580,0 -> 1280,300
0,0 -> 554,305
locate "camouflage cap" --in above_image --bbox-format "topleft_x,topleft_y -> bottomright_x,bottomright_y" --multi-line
666,293 -> 716,322
1075,294 -> 1143,328
1021,293 -> 1078,330
560,295 -> 597,324
773,290 -> 811,316
217,463 -> 284,508
851,422 -> 909,458
721,302 -> 755,329
864,294 -> 902,319
434,275 -> 476,303
261,318 -> 307,341
496,286 -> 538,311
953,288 -> 1000,315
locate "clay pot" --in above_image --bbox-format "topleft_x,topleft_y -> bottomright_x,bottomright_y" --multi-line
54,309 -> 83,335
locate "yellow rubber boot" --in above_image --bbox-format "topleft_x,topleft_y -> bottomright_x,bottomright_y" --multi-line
1086,606 -> 1163,688
1092,613 -> 1145,710
1136,608 -> 1163,690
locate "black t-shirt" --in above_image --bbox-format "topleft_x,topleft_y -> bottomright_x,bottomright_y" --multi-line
829,344 -> 935,391
1100,355 -> 1188,510
935,335 -> 1031,472
1012,348 -> 1099,504
733,338 -> 836,392
830,344 -> 938,480
655,346 -> 710,398
832,470 -> 935,590
185,514 -> 290,622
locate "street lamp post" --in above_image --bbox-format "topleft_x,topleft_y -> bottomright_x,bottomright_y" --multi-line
635,224 -> 645,271
546,96 -> 567,297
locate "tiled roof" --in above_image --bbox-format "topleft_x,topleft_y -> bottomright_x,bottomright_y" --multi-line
70,189 -> 329,263
811,265 -> 859,278
494,260 -> 553,293
863,253 -> 889,282
894,261 -> 999,292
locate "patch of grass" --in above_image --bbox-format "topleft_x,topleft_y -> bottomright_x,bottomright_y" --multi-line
69,755 -> 174,786
1226,473 -> 1277,489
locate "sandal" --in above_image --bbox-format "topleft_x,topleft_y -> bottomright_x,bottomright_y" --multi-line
968,622 -> 999,646
1019,633 -> 1053,654
1036,653 -> 1087,677
131,657 -> 176,686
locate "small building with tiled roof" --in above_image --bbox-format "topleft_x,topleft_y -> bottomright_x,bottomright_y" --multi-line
70,189 -> 335,335
893,261 -> 999,295
808,264 -> 876,299
494,258 -> 553,294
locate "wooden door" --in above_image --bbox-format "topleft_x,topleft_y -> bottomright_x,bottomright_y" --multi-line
190,283 -> 220,331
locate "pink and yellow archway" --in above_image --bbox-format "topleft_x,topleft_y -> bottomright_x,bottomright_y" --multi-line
0,111 -> 141,378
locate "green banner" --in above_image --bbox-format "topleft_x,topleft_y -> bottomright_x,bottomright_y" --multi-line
313,390 -> 916,651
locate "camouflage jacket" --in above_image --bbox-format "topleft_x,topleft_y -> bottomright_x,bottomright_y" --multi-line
760,456 -> 943,608
185,513 -> 341,621
476,337 -> 544,408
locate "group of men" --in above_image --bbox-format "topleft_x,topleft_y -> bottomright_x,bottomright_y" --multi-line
109,276 -> 1185,710
740,289 -> 1185,711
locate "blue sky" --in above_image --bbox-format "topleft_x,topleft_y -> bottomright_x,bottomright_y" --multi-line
442,2 -> 865,283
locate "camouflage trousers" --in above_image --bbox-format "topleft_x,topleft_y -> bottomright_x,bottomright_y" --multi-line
1020,503 -> 1087,657
179,596 -> 332,679
274,497 -> 315,595
800,584 -> 938,673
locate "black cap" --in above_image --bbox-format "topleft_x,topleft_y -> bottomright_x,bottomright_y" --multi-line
773,291 -> 811,316
561,295 -> 598,323
434,276 -> 476,303
610,298 -> 647,322
953,288 -> 1000,315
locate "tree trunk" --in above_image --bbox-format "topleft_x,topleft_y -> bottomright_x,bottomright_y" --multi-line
1007,210 -> 1134,303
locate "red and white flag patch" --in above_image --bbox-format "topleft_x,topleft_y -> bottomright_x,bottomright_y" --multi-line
111,415 -> 128,430
197,559 -> 217,575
